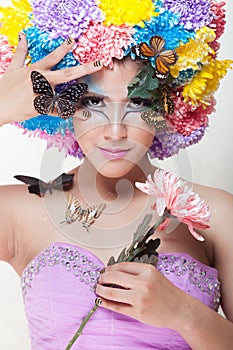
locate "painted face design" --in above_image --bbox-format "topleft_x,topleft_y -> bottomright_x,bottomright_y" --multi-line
73,61 -> 156,178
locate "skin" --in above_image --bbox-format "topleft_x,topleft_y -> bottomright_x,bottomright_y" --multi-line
0,37 -> 233,349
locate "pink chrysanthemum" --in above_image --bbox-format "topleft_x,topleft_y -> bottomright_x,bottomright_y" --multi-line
208,0 -> 226,55
166,90 -> 216,135
209,0 -> 226,40
0,34 -> 13,77
73,21 -> 135,68
135,169 -> 210,241
16,126 -> 82,157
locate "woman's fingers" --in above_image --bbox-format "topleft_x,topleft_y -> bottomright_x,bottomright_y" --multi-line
105,261 -> 154,276
36,38 -> 76,70
8,33 -> 28,70
48,60 -> 103,85
98,270 -> 136,289
96,283 -> 134,305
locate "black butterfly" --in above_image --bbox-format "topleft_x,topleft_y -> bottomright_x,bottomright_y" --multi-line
31,71 -> 88,119
14,173 -> 74,197
160,84 -> 174,115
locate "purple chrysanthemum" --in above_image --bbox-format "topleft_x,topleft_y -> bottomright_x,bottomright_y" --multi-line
163,0 -> 213,30
148,127 -> 206,160
30,0 -> 104,39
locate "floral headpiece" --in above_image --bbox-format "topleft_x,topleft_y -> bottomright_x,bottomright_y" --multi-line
0,0 -> 232,159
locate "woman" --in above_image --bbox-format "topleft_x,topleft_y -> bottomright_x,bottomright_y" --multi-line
0,0 -> 233,349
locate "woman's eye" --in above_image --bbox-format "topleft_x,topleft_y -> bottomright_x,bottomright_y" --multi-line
129,98 -> 153,109
81,96 -> 104,108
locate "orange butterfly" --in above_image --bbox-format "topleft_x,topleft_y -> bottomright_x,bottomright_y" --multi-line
132,36 -> 178,81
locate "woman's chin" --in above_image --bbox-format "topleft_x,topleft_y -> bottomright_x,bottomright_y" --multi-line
94,159 -> 138,179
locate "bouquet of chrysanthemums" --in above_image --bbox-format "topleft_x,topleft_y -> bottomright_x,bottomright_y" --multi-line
0,0 -> 232,160
66,169 -> 210,349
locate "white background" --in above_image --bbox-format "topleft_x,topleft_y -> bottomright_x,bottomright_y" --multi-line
0,0 -> 233,349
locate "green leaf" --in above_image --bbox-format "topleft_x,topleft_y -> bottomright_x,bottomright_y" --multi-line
127,64 -> 159,99
133,214 -> 153,242
107,256 -> 116,266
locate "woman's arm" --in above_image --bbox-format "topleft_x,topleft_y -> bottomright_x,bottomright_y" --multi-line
96,188 -> 233,349
0,33 -> 103,125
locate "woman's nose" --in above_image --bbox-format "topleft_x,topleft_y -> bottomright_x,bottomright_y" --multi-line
103,103 -> 128,140
103,122 -> 127,140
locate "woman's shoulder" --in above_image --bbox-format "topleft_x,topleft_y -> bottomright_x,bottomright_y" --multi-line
191,182 -> 233,227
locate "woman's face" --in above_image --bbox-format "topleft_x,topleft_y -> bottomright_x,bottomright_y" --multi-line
73,60 -> 155,178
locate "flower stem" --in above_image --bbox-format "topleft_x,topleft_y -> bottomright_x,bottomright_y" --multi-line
126,214 -> 166,261
65,303 -> 99,350
65,214 -> 167,349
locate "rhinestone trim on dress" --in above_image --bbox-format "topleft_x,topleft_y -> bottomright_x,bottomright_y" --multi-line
157,254 -> 221,310
21,245 -> 103,298
21,245 -> 221,311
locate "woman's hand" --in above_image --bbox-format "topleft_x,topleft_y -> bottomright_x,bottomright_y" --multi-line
0,33 -> 103,125
96,261 -> 186,330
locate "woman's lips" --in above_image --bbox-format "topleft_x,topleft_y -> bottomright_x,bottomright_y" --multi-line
99,147 -> 130,160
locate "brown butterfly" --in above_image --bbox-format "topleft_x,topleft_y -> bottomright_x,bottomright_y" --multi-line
131,36 -> 178,81
61,194 -> 106,232
141,110 -> 167,130
14,173 -> 74,197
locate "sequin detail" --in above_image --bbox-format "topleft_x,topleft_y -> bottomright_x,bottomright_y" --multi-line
21,245 -> 103,297
21,245 -> 221,311
157,254 -> 221,310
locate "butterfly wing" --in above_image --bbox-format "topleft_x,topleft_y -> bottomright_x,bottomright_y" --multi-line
139,42 -> 156,57
59,83 -> 88,103
14,175 -> 48,197
34,95 -> 54,115
155,50 -> 178,81
160,85 -> 174,114
56,83 -> 88,119
31,71 -> 54,96
150,36 -> 165,54
56,98 -> 76,119
52,173 -> 74,191
141,110 -> 166,130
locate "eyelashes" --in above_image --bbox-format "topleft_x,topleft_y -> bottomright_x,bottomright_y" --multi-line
79,96 -> 153,110
78,95 -> 105,109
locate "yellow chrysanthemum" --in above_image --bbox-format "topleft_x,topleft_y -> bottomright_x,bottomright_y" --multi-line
170,27 -> 216,78
98,0 -> 157,27
0,0 -> 32,47
182,59 -> 233,105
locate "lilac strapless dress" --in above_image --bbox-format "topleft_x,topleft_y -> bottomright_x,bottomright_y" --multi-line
21,242 -> 221,349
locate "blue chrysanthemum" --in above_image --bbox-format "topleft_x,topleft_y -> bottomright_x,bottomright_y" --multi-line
124,10 -> 195,66
25,26 -> 78,70
19,115 -> 71,135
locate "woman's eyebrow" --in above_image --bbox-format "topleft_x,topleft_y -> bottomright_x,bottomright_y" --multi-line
83,90 -> 108,98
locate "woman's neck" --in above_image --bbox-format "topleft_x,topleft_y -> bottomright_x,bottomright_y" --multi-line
75,155 -> 156,203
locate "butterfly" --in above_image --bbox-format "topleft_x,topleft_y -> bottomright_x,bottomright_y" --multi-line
141,110 -> 167,130
160,84 -> 174,115
31,71 -> 88,119
61,194 -> 106,232
14,173 -> 74,197
131,36 -> 178,81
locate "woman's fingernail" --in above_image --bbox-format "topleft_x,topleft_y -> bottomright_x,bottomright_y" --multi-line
93,60 -> 102,68
95,297 -> 102,306
18,33 -> 23,42
100,268 -> 105,274
66,37 -> 74,45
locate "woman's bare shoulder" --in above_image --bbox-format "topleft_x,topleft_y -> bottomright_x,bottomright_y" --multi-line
0,183 -> 40,262
191,182 -> 233,320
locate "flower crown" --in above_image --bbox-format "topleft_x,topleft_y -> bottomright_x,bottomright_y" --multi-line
0,0 -> 232,159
